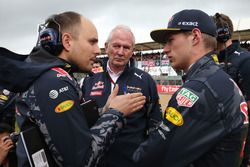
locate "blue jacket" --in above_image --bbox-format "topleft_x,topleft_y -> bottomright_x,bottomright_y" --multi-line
82,60 -> 162,167
218,41 -> 250,101
218,40 -> 250,165
133,53 -> 248,167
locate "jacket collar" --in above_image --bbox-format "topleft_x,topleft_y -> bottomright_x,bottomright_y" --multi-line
218,40 -> 240,62
183,52 -> 215,82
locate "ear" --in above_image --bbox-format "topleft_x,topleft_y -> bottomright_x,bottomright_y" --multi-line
104,42 -> 108,51
191,28 -> 202,45
61,33 -> 72,51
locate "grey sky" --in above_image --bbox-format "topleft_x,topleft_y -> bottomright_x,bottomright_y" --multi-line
0,0 -> 250,54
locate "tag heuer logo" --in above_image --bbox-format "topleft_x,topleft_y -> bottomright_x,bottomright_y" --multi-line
176,88 -> 199,107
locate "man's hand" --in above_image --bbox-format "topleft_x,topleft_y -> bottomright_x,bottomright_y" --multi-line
102,85 -> 145,116
0,136 -> 14,164
102,85 -> 120,113
103,84 -> 146,116
109,92 -> 146,116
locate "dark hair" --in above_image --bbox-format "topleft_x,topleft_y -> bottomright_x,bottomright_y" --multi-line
0,123 -> 13,133
38,11 -> 82,55
94,59 -> 103,66
213,13 -> 234,39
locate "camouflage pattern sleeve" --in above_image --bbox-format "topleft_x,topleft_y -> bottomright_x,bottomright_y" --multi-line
84,109 -> 125,167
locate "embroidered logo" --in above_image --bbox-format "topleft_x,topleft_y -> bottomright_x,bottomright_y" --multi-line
90,91 -> 102,96
0,95 -> 8,101
176,88 -> 199,107
92,81 -> 104,90
2,89 -> 10,95
240,102 -> 249,124
52,67 -> 72,80
164,107 -> 183,126
59,86 -> 69,93
126,86 -> 142,93
55,100 -> 74,113
49,90 -> 59,99
134,72 -> 143,79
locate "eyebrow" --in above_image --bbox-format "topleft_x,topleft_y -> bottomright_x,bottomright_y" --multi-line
89,37 -> 98,43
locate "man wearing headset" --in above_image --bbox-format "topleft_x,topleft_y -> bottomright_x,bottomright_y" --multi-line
0,11 -> 145,167
213,13 -> 250,167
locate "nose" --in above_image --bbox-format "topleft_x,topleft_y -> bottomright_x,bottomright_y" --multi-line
117,47 -> 125,55
95,45 -> 101,55
163,43 -> 170,55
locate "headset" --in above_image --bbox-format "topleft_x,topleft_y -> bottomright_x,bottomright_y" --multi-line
213,13 -> 231,73
36,14 -> 63,56
214,13 -> 231,43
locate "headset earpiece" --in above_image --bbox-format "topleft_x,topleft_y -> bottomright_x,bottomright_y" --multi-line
215,13 -> 231,43
216,27 -> 230,42
37,15 -> 63,56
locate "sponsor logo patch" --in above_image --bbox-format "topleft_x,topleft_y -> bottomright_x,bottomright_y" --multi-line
0,95 -> 8,101
126,86 -> 142,93
59,86 -> 69,93
240,102 -> 249,124
164,107 -> 183,126
52,67 -> 72,80
176,88 -> 199,107
92,81 -> 104,90
55,100 -> 74,113
2,89 -> 10,95
134,72 -> 143,79
49,90 -> 59,99
90,91 -> 102,96
177,21 -> 198,26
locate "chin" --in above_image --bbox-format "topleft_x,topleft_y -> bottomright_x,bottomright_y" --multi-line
114,62 -> 125,67
79,66 -> 91,73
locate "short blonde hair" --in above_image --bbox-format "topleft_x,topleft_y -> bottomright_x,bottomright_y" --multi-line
202,33 -> 217,50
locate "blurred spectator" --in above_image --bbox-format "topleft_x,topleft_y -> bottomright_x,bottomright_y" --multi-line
0,123 -> 16,167
91,59 -> 104,74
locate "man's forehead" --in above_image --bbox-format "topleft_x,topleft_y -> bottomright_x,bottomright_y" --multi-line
80,17 -> 98,34
164,31 -> 189,41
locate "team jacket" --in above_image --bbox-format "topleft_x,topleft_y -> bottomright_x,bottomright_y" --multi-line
218,40 -> 250,101
218,41 -> 250,165
82,60 -> 162,167
133,53 -> 248,167
0,47 -> 126,167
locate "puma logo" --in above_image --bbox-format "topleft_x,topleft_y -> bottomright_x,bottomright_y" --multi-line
134,72 -> 143,79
